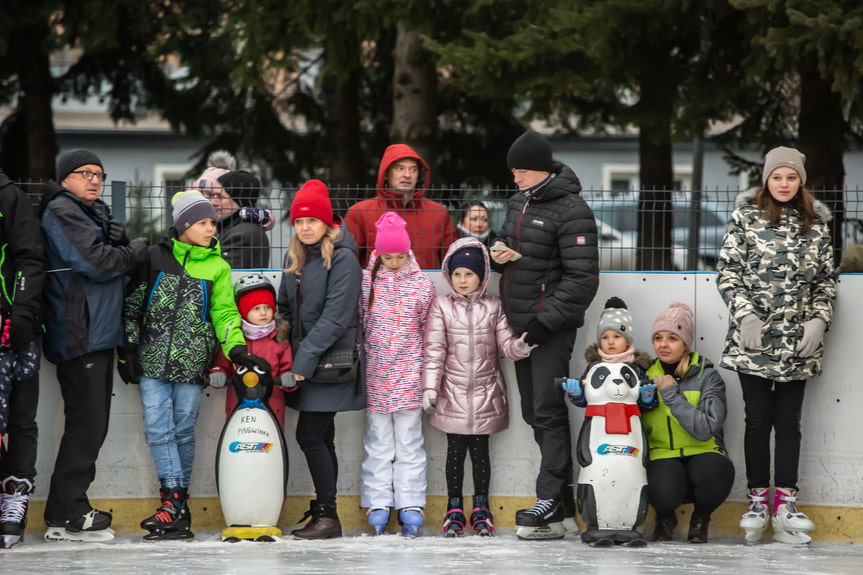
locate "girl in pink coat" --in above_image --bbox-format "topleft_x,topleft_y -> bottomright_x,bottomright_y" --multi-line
423,237 -> 533,537
359,212 -> 436,536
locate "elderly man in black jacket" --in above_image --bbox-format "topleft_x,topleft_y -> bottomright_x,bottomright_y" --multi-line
490,130 -> 599,539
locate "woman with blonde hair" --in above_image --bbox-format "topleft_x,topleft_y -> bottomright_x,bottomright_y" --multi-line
278,180 -> 365,539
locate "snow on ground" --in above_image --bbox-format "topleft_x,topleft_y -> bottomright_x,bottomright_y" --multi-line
3,529 -> 863,575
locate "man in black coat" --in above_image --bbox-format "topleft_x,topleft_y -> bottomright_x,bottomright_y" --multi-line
490,130 -> 599,539
0,171 -> 46,548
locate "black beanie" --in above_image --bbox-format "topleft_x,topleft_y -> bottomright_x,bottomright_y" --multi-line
56,149 -> 103,183
448,247 -> 486,282
507,130 -> 553,172
218,170 -> 262,208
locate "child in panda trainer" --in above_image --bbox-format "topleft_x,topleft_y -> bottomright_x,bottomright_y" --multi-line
209,273 -> 295,428
359,212 -> 436,536
561,297 -> 657,411
423,237 -> 534,536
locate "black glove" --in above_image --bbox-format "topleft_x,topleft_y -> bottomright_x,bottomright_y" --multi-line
108,217 -> 130,246
117,345 -> 143,385
229,345 -> 272,374
128,237 -> 148,262
524,318 -> 551,346
6,309 -> 36,352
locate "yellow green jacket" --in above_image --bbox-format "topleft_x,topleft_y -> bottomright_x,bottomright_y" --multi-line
642,353 -> 729,461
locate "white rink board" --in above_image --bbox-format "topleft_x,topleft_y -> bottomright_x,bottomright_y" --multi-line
29,271 -> 863,508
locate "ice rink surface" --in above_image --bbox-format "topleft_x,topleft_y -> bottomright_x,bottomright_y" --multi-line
3,529 -> 862,575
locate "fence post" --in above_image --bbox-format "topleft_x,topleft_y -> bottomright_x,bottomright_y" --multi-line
111,180 -> 127,222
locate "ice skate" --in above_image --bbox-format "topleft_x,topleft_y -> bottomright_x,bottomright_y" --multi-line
45,508 -> 115,542
740,487 -> 769,544
771,488 -> 814,546
398,507 -> 424,537
0,476 -> 33,548
470,495 -> 494,536
141,488 -> 194,541
561,489 -> 579,536
367,507 -> 390,535
442,497 -> 466,537
515,498 -> 565,540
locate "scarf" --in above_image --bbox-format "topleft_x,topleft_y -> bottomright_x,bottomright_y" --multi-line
585,403 -> 642,435
597,344 -> 636,365
242,319 -> 275,341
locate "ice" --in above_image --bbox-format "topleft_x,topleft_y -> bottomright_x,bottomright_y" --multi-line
3,529 -> 862,575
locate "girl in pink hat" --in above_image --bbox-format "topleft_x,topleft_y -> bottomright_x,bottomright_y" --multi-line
359,211 -> 436,536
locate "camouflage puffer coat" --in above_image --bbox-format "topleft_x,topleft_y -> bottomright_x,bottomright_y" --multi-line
716,189 -> 836,382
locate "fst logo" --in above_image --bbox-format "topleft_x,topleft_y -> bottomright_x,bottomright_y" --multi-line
597,443 -> 640,456
229,441 -> 273,453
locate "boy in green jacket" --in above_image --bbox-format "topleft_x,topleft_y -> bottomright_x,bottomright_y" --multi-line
120,190 -> 269,540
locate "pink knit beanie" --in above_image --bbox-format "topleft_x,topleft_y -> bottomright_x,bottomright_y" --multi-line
375,211 -> 411,254
651,302 -> 695,349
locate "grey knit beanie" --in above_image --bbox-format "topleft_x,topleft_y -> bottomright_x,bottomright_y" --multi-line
597,296 -> 634,345
172,190 -> 217,231
56,149 -> 103,183
762,146 -> 807,186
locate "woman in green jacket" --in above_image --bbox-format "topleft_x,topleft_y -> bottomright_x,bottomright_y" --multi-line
642,302 -> 734,544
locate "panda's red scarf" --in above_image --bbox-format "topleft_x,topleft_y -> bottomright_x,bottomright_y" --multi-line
585,403 -> 641,434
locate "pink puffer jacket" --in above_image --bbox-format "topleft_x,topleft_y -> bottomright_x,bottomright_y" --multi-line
423,237 -> 529,435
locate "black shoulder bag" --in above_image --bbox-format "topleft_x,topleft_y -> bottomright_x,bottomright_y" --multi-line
293,272 -> 362,384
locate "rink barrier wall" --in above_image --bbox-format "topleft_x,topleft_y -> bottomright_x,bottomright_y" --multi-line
22,272 -> 863,542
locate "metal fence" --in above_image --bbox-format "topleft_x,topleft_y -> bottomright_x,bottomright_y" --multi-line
18,181 -> 862,271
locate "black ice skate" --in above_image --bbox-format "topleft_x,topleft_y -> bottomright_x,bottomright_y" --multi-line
141,487 -> 194,541
515,498 -> 565,540
0,476 -> 33,548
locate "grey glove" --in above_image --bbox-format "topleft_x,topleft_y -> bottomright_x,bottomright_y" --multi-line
796,318 -> 827,357
514,332 -> 537,356
739,314 -> 764,350
108,217 -> 130,245
422,390 -> 437,414
208,372 -> 227,389
280,372 -> 300,390
128,237 -> 148,262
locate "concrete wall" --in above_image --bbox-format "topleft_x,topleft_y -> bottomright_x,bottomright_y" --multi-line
23,271 -> 863,540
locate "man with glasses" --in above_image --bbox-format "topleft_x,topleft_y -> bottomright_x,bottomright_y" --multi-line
39,149 -> 147,541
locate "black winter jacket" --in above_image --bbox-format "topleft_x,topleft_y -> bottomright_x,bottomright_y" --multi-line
493,163 -> 599,333
217,211 -> 270,269
0,174 -> 45,341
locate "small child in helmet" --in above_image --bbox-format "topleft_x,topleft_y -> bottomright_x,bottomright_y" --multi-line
561,297 -> 657,410
209,273 -> 295,428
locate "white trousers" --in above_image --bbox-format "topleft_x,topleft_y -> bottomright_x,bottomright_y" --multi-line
360,408 -> 427,509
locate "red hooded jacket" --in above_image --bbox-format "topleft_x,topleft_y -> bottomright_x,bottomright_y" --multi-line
345,144 -> 458,269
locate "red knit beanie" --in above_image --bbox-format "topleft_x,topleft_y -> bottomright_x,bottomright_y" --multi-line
290,179 -> 334,226
238,288 -> 276,319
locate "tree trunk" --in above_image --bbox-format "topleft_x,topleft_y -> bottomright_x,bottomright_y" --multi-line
9,20 -> 56,181
798,54 -> 846,265
636,65 -> 676,271
391,23 -> 438,181
322,36 -> 364,197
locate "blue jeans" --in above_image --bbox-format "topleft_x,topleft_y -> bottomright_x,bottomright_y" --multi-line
139,377 -> 203,489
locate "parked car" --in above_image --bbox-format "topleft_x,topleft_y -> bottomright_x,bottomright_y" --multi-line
587,196 -> 729,270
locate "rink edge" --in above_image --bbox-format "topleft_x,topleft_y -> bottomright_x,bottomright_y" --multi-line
21,496 -> 863,543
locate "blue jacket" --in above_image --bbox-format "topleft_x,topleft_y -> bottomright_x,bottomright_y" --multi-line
39,181 -> 142,364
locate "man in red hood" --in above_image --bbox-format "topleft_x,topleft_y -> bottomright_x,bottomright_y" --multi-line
345,144 -> 457,269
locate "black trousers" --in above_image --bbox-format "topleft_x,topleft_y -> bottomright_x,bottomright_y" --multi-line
647,452 -> 735,518
44,349 -> 114,523
514,329 -> 577,500
0,371 -> 40,483
445,433 -> 490,499
739,373 -> 806,489
296,411 -> 338,507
